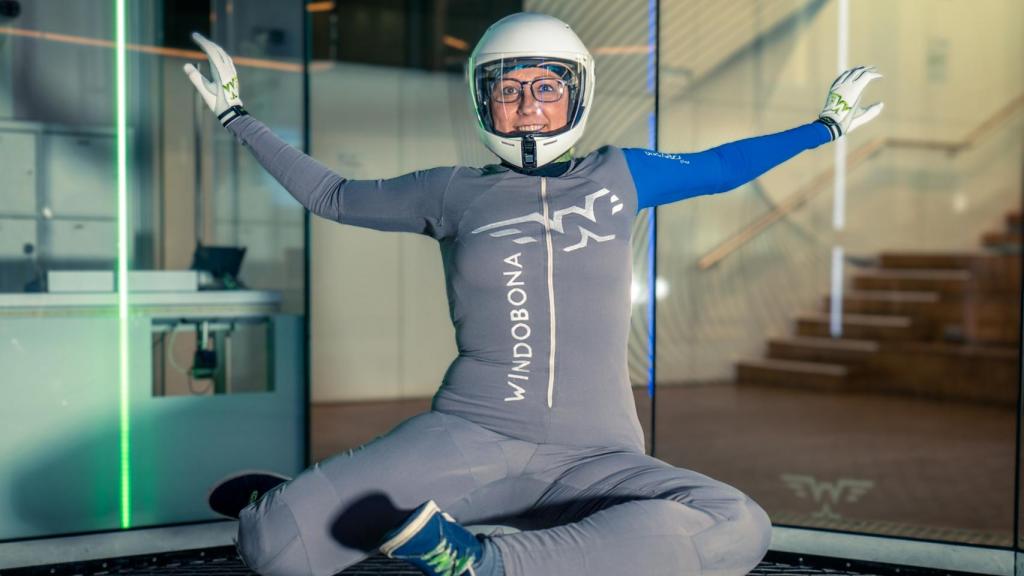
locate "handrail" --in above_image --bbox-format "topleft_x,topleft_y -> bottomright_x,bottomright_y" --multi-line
696,92 -> 1024,271
0,26 -> 305,72
696,138 -> 885,270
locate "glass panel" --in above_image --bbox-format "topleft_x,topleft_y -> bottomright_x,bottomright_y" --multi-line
307,0 -> 658,456
655,0 -> 1021,551
308,1 -> 525,459
0,0 -> 306,539
125,0 -> 307,530
526,0 -> 658,449
0,0 -> 122,540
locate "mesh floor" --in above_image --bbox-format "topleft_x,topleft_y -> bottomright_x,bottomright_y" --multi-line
1,546 -> 981,576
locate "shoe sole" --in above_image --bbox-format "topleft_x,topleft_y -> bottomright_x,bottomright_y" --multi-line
207,470 -> 291,519
378,500 -> 441,556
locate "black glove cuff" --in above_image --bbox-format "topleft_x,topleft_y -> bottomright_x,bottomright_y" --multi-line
218,105 -> 249,127
815,117 -> 842,141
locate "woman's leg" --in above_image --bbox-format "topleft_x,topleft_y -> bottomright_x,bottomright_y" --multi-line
488,446 -> 771,576
236,411 -> 516,576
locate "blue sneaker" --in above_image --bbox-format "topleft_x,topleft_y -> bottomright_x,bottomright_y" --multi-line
379,500 -> 481,576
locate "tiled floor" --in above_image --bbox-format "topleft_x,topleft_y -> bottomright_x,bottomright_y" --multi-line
312,383 -> 1017,547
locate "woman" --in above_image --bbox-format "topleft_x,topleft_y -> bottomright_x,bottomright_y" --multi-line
186,12 -> 882,576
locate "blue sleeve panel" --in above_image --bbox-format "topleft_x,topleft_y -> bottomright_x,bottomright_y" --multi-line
624,121 -> 832,211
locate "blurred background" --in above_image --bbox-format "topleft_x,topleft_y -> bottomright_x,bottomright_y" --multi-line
0,0 -> 1020,568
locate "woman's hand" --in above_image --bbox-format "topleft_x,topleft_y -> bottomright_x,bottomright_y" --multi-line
183,32 -> 247,127
817,65 -> 884,140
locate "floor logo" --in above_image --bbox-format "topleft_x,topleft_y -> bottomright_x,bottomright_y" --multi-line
781,474 -> 874,520
471,188 -> 623,252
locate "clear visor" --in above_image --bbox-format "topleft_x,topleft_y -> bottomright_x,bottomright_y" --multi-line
474,56 -> 586,138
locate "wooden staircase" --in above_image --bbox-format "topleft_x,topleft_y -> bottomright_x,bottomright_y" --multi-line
736,210 -> 1021,406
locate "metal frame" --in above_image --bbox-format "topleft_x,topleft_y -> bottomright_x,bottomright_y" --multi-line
771,526 -> 1015,576
0,521 -> 237,570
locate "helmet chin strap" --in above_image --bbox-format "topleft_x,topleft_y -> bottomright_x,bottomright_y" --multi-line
517,115 -> 568,169
504,147 -> 575,176
521,135 -> 537,169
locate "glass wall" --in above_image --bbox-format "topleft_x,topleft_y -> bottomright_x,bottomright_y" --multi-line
307,0 -> 658,455
306,0 -> 526,457
1,0 -> 1020,567
526,0 -> 659,450
654,0 -> 1022,551
306,0 -> 1023,563
0,0 -> 306,540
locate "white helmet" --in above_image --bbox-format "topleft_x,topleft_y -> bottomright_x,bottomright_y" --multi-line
468,13 -> 595,169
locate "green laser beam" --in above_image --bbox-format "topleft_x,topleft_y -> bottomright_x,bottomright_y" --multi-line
115,0 -> 131,530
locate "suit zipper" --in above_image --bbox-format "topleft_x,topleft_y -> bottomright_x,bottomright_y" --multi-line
541,177 -> 556,408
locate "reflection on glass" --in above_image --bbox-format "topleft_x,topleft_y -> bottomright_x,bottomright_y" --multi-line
0,0 -> 124,540
525,0 -> 661,451
655,0 -> 1021,549
0,0 -> 305,540
152,320 -> 273,397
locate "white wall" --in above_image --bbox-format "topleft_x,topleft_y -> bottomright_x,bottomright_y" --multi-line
309,64 -> 470,402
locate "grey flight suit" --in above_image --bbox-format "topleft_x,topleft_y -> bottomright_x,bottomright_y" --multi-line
227,115 -> 772,576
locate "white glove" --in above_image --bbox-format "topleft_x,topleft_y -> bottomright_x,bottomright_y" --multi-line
183,32 -> 247,127
817,65 -> 884,140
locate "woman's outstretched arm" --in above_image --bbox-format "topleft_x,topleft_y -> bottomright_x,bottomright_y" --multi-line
625,65 -> 883,211
184,32 -> 455,239
624,121 -> 831,211
225,115 -> 454,238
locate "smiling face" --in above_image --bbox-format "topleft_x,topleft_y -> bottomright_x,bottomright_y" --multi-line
489,67 -> 571,135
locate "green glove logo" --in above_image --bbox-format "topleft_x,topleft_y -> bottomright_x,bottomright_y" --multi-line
827,91 -> 851,114
222,76 -> 240,101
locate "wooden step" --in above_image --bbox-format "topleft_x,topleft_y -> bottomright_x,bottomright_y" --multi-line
824,290 -> 941,311
894,340 -> 1019,360
875,255 -> 1017,292
852,269 -> 970,293
823,291 -> 965,340
823,289 -> 942,311
870,341 -> 1019,405
982,230 -> 1022,247
768,336 -> 879,365
966,254 -> 1021,291
822,291 -> 1016,344
877,252 -> 977,270
736,358 -> 848,392
965,297 -> 1022,345
796,312 -> 917,340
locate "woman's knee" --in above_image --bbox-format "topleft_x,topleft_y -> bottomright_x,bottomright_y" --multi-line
691,495 -> 772,573
735,497 -> 772,565
630,495 -> 771,574
236,494 -> 312,576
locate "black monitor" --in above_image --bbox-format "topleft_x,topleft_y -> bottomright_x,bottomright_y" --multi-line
190,245 -> 247,289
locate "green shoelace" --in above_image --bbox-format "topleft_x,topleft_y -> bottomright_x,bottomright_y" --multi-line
422,537 -> 475,576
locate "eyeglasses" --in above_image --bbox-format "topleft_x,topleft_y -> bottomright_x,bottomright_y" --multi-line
490,77 -> 567,104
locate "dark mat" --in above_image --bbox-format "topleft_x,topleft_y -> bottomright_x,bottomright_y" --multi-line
0,546 -> 986,576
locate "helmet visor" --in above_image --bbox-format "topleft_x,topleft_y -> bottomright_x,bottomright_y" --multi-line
473,56 -> 587,138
